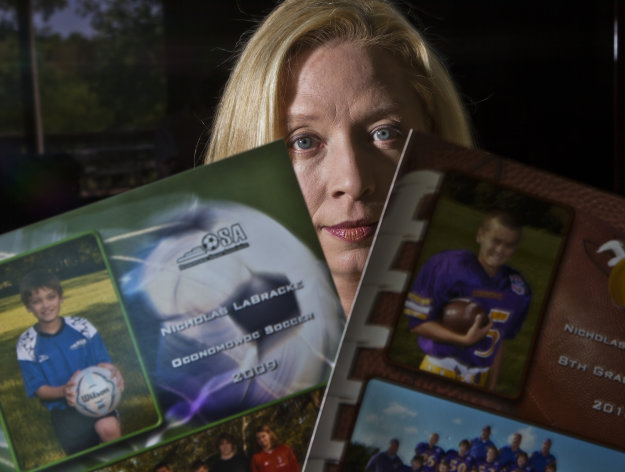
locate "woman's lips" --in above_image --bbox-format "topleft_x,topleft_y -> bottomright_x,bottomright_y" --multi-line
323,221 -> 378,242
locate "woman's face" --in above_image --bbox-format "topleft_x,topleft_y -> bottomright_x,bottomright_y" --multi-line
285,41 -> 427,291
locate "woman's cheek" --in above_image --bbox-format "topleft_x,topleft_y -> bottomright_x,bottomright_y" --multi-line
292,161 -> 325,216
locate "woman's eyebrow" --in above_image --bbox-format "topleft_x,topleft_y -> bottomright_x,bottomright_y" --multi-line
362,102 -> 403,120
286,112 -> 321,127
287,103 -> 402,124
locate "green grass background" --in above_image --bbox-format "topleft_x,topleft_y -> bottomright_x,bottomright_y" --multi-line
387,198 -> 566,397
0,270 -> 160,471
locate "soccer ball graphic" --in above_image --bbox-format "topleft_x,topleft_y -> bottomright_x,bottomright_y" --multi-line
72,366 -> 121,418
119,201 -> 344,423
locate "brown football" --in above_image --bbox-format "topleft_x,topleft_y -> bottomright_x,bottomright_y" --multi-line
441,298 -> 488,334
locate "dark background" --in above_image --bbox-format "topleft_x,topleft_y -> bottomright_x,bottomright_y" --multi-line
1,0 -> 622,233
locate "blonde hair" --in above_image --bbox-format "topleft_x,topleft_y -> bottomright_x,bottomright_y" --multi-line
205,0 -> 473,163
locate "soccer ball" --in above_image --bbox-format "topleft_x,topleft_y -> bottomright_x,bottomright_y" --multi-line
72,366 -> 122,418
120,201 -> 344,422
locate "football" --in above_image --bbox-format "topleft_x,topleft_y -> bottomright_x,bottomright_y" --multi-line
72,366 -> 121,418
441,298 -> 488,334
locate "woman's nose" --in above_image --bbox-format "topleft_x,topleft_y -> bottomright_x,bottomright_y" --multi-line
327,136 -> 376,200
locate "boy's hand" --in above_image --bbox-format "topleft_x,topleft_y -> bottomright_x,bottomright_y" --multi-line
98,362 -> 125,392
461,314 -> 493,346
64,370 -> 81,406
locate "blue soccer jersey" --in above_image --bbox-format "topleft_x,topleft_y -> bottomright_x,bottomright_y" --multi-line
404,250 -> 531,368
415,442 -> 445,472
17,317 -> 111,411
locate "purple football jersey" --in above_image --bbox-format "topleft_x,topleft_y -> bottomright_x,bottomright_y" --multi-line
476,459 -> 503,472
446,450 -> 475,472
403,250 -> 531,368
415,442 -> 445,472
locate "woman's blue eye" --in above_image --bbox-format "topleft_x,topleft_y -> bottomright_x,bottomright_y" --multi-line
373,127 -> 394,141
294,136 -> 313,150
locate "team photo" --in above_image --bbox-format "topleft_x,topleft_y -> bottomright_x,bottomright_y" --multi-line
344,379 -> 625,471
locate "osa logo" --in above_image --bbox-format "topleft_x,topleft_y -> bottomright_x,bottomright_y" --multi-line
177,223 -> 249,270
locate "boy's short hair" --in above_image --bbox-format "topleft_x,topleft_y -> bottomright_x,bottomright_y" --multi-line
217,432 -> 237,449
19,269 -> 63,306
481,208 -> 523,233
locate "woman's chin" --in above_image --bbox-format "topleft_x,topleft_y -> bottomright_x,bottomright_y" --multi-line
326,245 -> 371,284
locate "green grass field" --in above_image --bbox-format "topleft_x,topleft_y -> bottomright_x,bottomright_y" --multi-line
0,270 -> 160,471
387,198 -> 565,397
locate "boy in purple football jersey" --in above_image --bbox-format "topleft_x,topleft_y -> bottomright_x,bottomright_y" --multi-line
401,455 -> 425,472
508,451 -> 532,472
475,445 -> 502,472
403,209 -> 531,389
415,433 -> 444,472
445,439 -> 475,472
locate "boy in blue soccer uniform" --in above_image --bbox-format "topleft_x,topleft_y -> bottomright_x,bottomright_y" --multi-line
16,269 -> 124,455
403,210 -> 531,389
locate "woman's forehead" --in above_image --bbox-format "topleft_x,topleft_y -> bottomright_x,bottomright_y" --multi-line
284,41 -> 426,127
286,41 -> 408,91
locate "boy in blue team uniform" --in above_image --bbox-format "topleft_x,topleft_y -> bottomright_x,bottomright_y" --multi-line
403,210 -> 531,389
16,269 -> 124,454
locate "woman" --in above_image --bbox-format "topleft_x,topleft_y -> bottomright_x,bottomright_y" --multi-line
205,0 -> 473,314
250,424 -> 300,472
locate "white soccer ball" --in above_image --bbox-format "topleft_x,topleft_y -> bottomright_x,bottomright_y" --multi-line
72,366 -> 121,418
